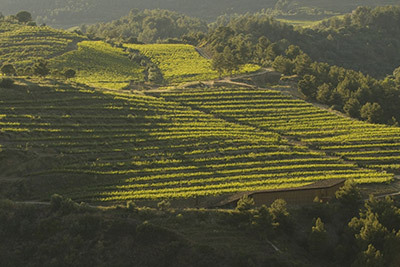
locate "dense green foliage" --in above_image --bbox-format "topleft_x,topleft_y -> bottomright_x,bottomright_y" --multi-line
271,48 -> 400,125
1,189 -> 400,266
85,9 -> 207,44
207,6 -> 400,77
2,0 -> 399,27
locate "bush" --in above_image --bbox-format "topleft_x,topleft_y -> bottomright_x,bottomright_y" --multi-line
64,69 -> 76,79
50,194 -> 79,214
1,64 -> 16,76
33,60 -> 50,77
16,11 -> 32,23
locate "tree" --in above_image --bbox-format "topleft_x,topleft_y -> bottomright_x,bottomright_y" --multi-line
211,52 -> 226,76
236,195 -> 255,212
1,64 -> 16,76
316,83 -> 332,104
364,196 -> 400,232
344,97 -> 361,118
298,75 -> 318,99
265,43 -> 282,61
222,46 -> 239,74
293,53 -> 312,76
360,102 -> 384,123
352,244 -> 385,267
16,11 -> 32,23
148,67 -> 163,84
285,45 -> 302,60
269,199 -> 291,230
308,218 -> 328,257
336,180 -> 362,209
64,69 -> 76,79
272,55 -> 294,75
33,60 -> 50,77
394,67 -> 400,84
349,210 -> 388,250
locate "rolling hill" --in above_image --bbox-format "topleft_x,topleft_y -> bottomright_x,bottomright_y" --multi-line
49,41 -> 145,89
0,79 -> 394,204
126,44 -> 260,84
0,21 -> 84,69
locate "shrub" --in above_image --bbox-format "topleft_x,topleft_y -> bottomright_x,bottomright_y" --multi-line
50,194 -> 79,214
64,69 -> 76,79
33,60 -> 50,77
1,64 -> 16,76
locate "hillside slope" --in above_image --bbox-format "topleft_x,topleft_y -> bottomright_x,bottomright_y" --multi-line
0,21 -> 84,69
0,80 -> 393,204
126,44 -> 259,84
50,41 -> 145,89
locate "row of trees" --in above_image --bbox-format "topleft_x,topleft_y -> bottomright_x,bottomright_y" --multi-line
0,11 -> 36,25
84,9 -> 207,44
1,61 -> 76,79
208,6 -> 400,77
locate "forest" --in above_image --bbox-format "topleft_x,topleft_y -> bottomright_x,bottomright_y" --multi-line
1,0 -> 400,27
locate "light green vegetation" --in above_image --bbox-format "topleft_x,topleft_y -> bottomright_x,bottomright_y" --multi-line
156,87 -> 400,175
50,41 -> 145,89
0,21 -> 83,68
125,44 -> 260,84
0,81 -> 392,203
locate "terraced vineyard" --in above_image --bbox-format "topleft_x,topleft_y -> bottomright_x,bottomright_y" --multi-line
0,21 -> 83,68
157,87 -> 400,175
2,81 -> 391,202
125,44 -> 260,84
50,41 -> 145,89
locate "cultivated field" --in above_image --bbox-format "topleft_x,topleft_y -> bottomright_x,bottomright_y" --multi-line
50,41 -> 145,89
0,82 -> 393,202
125,44 -> 260,84
0,21 -> 83,68
157,87 -> 400,175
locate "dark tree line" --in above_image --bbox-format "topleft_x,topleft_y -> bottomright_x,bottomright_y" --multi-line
207,6 -> 400,78
271,47 -> 400,125
84,9 -> 208,44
